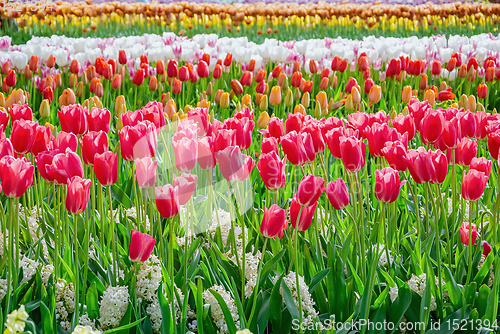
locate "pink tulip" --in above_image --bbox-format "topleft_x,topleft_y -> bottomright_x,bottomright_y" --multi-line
53,131 -> 78,152
326,179 -> 349,210
339,135 -> 366,172
45,149 -> 84,185
257,151 -> 286,191
119,121 -> 158,161
374,167 -> 406,203
455,137 -> 478,166
470,157 -> 492,177
216,146 -> 255,182
88,107 -> 111,133
9,104 -> 33,123
58,104 -> 88,135
281,130 -> 306,166
31,124 -> 52,156
460,222 -> 477,246
261,137 -> 279,155
66,176 -> 91,214
81,131 -> 109,166
155,184 -> 179,219
172,136 -> 198,172
382,141 -> 408,172
289,196 -> 317,231
213,129 -> 236,152
481,240 -> 492,256
420,110 -> 444,145
0,138 -> 13,160
296,174 -> 324,207
173,173 -> 198,205
94,151 -> 118,186
462,169 -> 488,201
0,156 -> 34,198
197,136 -> 216,170
261,204 -> 287,238
268,117 -> 285,141
129,230 -> 156,263
135,157 -> 157,188
11,119 -> 37,154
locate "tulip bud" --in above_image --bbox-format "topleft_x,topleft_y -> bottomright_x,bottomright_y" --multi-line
331,74 -> 338,88
255,93 -> 263,107
301,92 -> 310,109
419,74 -> 428,91
59,88 -> 76,107
284,89 -> 293,107
214,89 -> 223,104
220,92 -> 230,108
314,102 -> 321,118
467,95 -> 476,112
242,94 -> 251,107
149,77 -> 158,91
316,91 -> 327,111
293,87 -> 301,101
381,80 -> 387,93
47,55 -> 56,68
111,74 -> 122,90
494,108 -> 498,114
23,65 -> 32,80
389,107 -> 397,120
257,111 -> 270,129
478,83 -> 488,99
115,95 -> 126,116
401,85 -> 412,103
424,89 -> 435,106
439,81 -> 448,91
206,82 -> 213,96
328,98 -> 335,111
75,81 -> 84,98
0,92 -> 4,108
345,94 -> 354,111
39,99 -> 50,118
402,106 -> 409,116
351,86 -> 361,105
280,75 -> 289,91
229,90 -> 235,101
458,94 -> 467,109
269,86 -> 281,106
368,85 -> 381,104
319,77 -> 329,90
477,102 -> 485,112
294,104 -> 306,115
259,94 -> 268,111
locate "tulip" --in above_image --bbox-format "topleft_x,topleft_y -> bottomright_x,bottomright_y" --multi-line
429,150 -> 448,184
406,147 -> 433,184
173,173 -> 198,205
481,240 -> 492,257
420,110 -> 444,144
257,111 -> 270,129
215,146 -> 255,182
0,156 -> 34,198
0,108 -> 8,129
172,136 -> 198,172
58,104 -> 88,135
268,117 -> 284,141
119,121 -> 157,161
374,167 -> 406,203
132,69 -> 145,86
382,141 -> 408,172
296,175 -> 324,207
462,169 -> 488,201
401,85 -> 412,103
366,123 -> 398,157
281,130 -> 306,166
386,58 -> 401,78
240,71 -> 253,87
197,60 -> 209,78
11,119 -> 37,154
43,86 -> 53,104
291,72 -> 302,88
81,131 -> 109,166
58,88 -> 76,107
213,64 -> 222,80
289,196 -> 317,231
118,50 -> 127,65
431,61 -> 442,76
0,138 -> 13,161
257,151 -> 286,191
261,137 -> 279,155
345,77 -> 357,95
269,86 -> 281,106
392,114 -> 415,141
478,84 -> 488,99
460,222 -> 477,246
213,129 -> 235,152
197,136 -> 216,170
54,131 -> 77,152
155,184 -> 179,219
94,151 -> 117,186
470,157 -> 492,177
5,69 -> 16,87
368,85 -> 382,104
261,205 -> 287,238
326,179 -> 349,210
29,55 -> 38,73
339,135 -> 366,172
134,157 -> 158,188
437,88 -> 455,102
66,176 -> 91,214
230,79 -> 244,96
111,74 -> 122,90
455,137 -> 478,166
31,124 -> 52,156
10,104 -> 33,123
88,107 -> 111,133
45,149 -> 84,185
129,230 -> 156,263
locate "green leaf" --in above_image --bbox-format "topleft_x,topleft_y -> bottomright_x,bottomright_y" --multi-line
259,249 -> 286,285
103,316 -> 147,334
280,278 -> 300,321
443,264 -> 462,308
474,252 -> 493,286
111,184 -> 132,209
427,306 -> 471,334
86,282 -> 100,319
208,289 -> 238,334
196,279 -> 204,334
40,301 -> 54,334
308,268 -> 329,294
477,284 -> 490,318
388,281 -> 412,334
269,274 -> 284,329
158,284 -> 173,334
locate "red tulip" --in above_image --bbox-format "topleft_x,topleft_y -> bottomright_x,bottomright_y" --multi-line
365,123 -> 399,157
29,55 -> 38,73
31,124 -> 52,156
431,61 -> 441,76
11,119 -> 37,154
54,131 -> 77,152
261,137 -> 278,155
172,79 -> 182,94
460,222 -> 477,246
213,64 -> 222,80
358,55 -> 369,72
261,204 -> 287,238
325,128 -> 345,159
65,176 -> 91,214
155,184 -> 179,218
406,147 -> 433,184
94,151 -> 117,186
420,110 -> 444,145
268,117 -> 285,141
129,230 -> 155,263
58,104 -> 88,135
326,178 -> 349,210
302,122 -> 326,154
172,137 -> 198,172
488,131 -> 500,159
285,113 -> 303,135
392,115 -> 415,141
347,112 -> 370,138
173,173 -> 198,205
81,131 -> 109,166
119,121 -> 157,161
339,135 -> 366,172
45,149 -> 84,185
139,101 -> 166,129
197,60 -> 209,79
0,108 -> 8,129
43,86 -> 53,104
281,130 -> 306,166
118,50 -> 127,65
345,77 -> 358,94
455,137 -> 478,166
289,196 -> 317,231
436,117 -> 459,150
0,139 -> 13,160
5,69 -> 16,87
0,156 -> 34,198
122,111 -> 144,127
224,117 -> 254,150
382,141 -> 408,172
88,107 -> 111,133
10,103 -> 33,123
478,84 -> 488,99
257,151 -> 286,191
462,169 -> 488,201
230,79 -> 243,95
36,149 -> 60,183
240,71 -> 253,86
386,58 -> 401,78
156,60 -> 165,76
224,53 -> 232,67
215,146 -> 255,182
374,167 -> 406,203
470,157 -> 492,177
481,240 -> 492,256
296,175 -> 324,207
132,69 -> 145,86
291,72 -> 302,88
437,88 -> 455,102
135,157 -> 157,188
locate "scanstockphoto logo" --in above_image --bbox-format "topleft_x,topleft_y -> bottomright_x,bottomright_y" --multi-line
1,0 -> 55,12
132,116 -> 254,236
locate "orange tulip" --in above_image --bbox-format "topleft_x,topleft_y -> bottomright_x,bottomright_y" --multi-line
368,85 -> 382,104
316,91 -> 327,111
269,86 -> 281,106
478,83 -> 488,99
401,85 -> 412,103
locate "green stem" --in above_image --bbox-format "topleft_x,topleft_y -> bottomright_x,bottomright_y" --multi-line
108,186 -> 117,286
465,200 -> 474,287
72,213 -> 80,330
293,206 -> 304,334
247,238 -> 268,326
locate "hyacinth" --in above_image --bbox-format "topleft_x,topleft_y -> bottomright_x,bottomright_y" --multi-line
229,250 -> 262,299
136,255 -> 162,303
99,286 -> 130,330
203,285 -> 240,334
55,278 -> 76,331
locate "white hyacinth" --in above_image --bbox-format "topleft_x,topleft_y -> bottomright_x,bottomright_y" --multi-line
136,255 -> 162,303
55,278 -> 76,331
99,286 -> 130,330
203,285 -> 240,334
